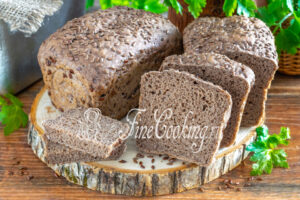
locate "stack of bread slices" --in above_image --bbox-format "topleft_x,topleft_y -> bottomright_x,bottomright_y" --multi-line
38,7 -> 278,166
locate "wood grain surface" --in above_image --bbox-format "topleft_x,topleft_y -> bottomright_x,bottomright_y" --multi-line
0,73 -> 300,200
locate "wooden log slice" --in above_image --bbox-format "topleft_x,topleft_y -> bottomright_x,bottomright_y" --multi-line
28,87 -> 263,196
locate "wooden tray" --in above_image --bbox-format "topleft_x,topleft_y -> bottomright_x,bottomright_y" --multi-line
28,87 -> 261,196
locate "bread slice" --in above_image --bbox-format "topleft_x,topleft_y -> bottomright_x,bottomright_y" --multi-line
43,108 -> 130,158
160,52 -> 255,147
43,136 -> 126,164
183,16 -> 278,126
136,70 -> 232,166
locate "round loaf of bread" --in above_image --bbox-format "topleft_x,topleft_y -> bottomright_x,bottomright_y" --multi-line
183,16 -> 278,126
38,7 -> 182,119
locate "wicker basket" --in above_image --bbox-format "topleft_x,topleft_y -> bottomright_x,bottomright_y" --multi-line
278,51 -> 300,75
168,0 -> 300,75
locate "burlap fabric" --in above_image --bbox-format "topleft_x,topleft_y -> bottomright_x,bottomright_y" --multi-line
0,0 -> 63,35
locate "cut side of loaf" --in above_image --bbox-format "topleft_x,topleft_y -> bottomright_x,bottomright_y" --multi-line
43,108 -> 130,158
43,136 -> 126,164
183,16 -> 278,126
38,6 -> 182,119
160,52 -> 255,147
136,70 -> 232,166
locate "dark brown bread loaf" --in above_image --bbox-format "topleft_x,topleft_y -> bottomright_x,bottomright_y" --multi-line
183,16 -> 278,126
161,52 -> 255,147
43,137 -> 126,164
136,70 -> 232,166
38,7 -> 182,119
43,108 -> 130,158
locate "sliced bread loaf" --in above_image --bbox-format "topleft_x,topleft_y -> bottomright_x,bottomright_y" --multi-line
43,136 -> 126,164
38,6 -> 182,119
136,70 -> 232,166
183,16 -> 278,126
43,108 -> 130,158
160,52 -> 255,147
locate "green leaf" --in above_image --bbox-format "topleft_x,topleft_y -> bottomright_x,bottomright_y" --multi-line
132,0 -> 146,9
0,94 -> 28,136
266,134 -> 281,148
144,0 -> 168,13
100,0 -> 113,9
0,96 -> 7,106
247,126 -> 290,176
256,7 -> 277,26
279,127 -> 291,140
256,125 -> 269,142
5,93 -> 23,107
237,0 -> 257,17
289,12 -> 300,34
249,151 -> 265,162
246,141 -> 267,152
86,0 -> 95,10
284,0 -> 294,12
184,0 -> 206,18
164,0 -> 183,14
223,0 -> 238,16
276,27 -> 300,54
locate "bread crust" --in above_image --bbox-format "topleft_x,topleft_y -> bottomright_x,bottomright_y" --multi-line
38,7 -> 182,119
183,16 -> 278,126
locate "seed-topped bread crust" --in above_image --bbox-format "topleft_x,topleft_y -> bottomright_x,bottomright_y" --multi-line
38,6 -> 182,119
136,69 -> 232,166
183,16 -> 278,126
183,16 -> 277,61
161,52 -> 255,147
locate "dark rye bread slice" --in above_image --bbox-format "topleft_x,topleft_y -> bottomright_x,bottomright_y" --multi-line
43,136 -> 126,164
38,6 -> 182,119
43,108 -> 130,158
136,70 -> 232,166
160,52 -> 255,147
183,16 -> 278,126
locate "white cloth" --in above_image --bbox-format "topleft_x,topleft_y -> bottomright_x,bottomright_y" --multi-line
0,0 -> 63,35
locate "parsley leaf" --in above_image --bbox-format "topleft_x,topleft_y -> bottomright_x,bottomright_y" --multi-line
184,0 -> 207,18
100,0 -> 113,9
0,94 -> 28,136
223,0 -> 257,17
164,0 -> 183,14
86,0 -> 95,10
255,1 -> 300,55
246,126 -> 290,176
145,0 -> 168,14
223,0 -> 238,16
237,0 -> 257,17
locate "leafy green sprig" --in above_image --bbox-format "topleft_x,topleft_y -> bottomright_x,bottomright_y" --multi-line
223,0 -> 300,55
86,0 -> 206,18
87,0 -> 300,55
223,0 -> 257,17
256,1 -> 300,54
0,94 -> 28,136
246,125 -> 290,176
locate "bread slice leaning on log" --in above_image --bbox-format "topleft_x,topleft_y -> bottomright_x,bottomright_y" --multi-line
183,16 -> 278,127
160,52 -> 255,147
38,6 -> 182,120
42,108 -> 130,163
43,137 -> 126,164
136,69 -> 232,166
